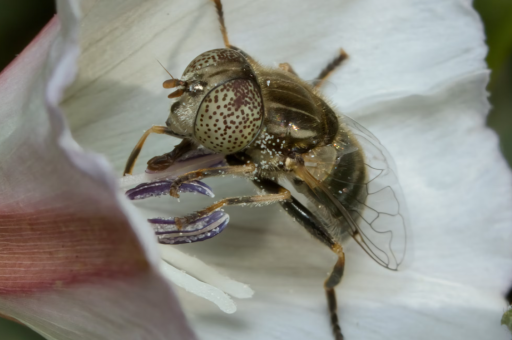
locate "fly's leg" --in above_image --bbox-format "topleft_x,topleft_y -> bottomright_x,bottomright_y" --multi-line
278,63 -> 299,76
256,177 -> 346,340
146,138 -> 197,172
169,163 -> 257,198
148,162 -> 288,239
279,49 -> 347,88
314,49 -> 349,90
175,186 -> 291,228
210,0 -> 256,61
284,192 -> 346,340
168,162 -> 265,229
210,0 -> 231,48
124,126 -> 179,176
324,254 -> 345,340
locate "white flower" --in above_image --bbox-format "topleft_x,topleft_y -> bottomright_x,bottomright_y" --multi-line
0,0 -> 511,339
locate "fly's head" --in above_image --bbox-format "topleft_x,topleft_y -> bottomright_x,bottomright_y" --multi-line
164,49 -> 265,154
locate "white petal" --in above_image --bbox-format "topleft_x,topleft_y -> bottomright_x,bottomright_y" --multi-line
51,0 -> 511,339
354,71 -> 512,293
0,272 -> 193,340
0,1 -> 195,339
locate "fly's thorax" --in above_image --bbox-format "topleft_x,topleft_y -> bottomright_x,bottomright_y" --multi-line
253,68 -> 338,154
165,49 -> 264,153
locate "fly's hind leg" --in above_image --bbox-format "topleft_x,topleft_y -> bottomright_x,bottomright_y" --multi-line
256,177 -> 346,340
325,254 -> 345,340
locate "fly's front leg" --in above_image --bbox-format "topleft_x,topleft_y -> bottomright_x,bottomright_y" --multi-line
124,125 -> 183,175
169,163 -> 256,198
146,138 -> 197,172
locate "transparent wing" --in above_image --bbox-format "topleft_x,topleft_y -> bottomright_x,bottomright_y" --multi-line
299,114 -> 409,270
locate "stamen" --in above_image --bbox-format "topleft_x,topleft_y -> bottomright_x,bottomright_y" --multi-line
126,179 -> 214,200
160,260 -> 237,313
159,245 -> 254,299
149,210 -> 229,244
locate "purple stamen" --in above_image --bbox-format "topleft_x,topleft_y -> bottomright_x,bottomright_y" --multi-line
149,211 -> 229,244
126,179 -> 214,200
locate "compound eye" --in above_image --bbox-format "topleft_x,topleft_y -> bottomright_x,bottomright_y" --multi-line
194,79 -> 264,154
183,49 -> 245,77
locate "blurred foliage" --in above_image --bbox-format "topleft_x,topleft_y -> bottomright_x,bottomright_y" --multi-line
474,0 -> 512,76
0,318 -> 44,340
503,306 -> 512,334
474,0 -> 512,166
0,0 -> 511,339
0,0 -> 55,71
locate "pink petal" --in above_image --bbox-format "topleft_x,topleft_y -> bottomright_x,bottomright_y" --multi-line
0,1 -> 195,339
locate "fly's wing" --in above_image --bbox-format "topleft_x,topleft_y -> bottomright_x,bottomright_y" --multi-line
298,115 -> 409,271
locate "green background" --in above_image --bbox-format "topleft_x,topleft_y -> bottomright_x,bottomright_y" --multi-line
0,0 -> 511,338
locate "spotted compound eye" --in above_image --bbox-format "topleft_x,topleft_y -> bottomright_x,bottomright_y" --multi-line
194,79 -> 264,154
183,49 -> 246,78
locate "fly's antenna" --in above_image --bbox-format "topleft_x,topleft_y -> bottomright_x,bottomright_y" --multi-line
156,59 -> 175,79
156,59 -> 186,90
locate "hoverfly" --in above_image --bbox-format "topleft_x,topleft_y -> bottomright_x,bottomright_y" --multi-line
123,1 -> 408,339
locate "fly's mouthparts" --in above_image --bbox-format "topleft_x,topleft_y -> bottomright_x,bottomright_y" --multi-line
163,79 -> 187,89
163,79 -> 188,99
168,89 -> 185,98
